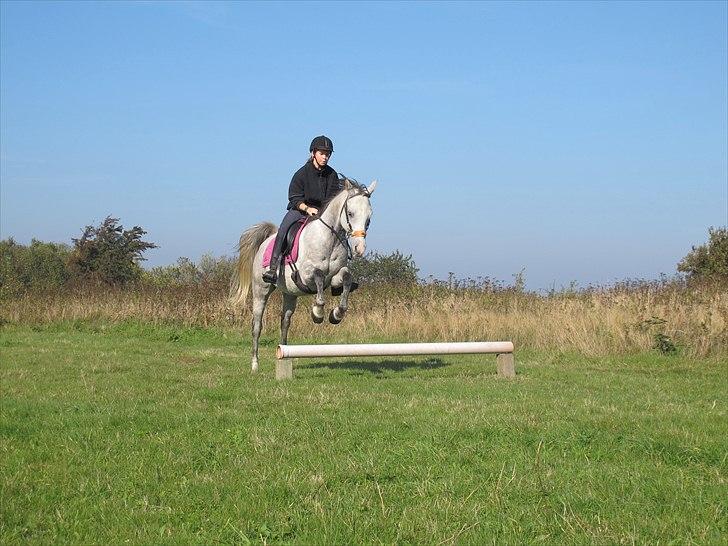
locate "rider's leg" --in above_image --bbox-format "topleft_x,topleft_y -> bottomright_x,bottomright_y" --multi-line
262,209 -> 305,284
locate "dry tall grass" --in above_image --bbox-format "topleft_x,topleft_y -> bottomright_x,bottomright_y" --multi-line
1,280 -> 725,358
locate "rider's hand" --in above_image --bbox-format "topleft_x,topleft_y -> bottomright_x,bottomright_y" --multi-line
306,207 -> 319,217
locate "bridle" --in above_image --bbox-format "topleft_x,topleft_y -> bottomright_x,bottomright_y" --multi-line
317,188 -> 370,260
342,188 -> 370,239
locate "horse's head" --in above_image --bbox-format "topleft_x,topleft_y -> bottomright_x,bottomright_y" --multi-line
341,178 -> 377,257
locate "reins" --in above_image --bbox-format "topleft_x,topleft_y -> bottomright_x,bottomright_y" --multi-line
317,215 -> 353,260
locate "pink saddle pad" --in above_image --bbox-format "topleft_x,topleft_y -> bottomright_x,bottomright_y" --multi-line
262,219 -> 308,267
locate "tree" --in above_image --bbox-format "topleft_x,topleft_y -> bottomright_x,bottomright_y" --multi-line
677,227 -> 728,282
68,216 -> 157,285
349,250 -> 419,285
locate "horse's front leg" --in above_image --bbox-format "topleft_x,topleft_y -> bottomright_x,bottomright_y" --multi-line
311,268 -> 326,324
280,294 -> 297,345
329,267 -> 352,324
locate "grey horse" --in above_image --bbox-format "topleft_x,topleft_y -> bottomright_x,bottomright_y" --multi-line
230,178 -> 377,372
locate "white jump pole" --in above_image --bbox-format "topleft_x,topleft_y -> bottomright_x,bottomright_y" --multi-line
275,341 -> 515,380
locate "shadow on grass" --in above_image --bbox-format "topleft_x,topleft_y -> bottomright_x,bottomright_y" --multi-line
299,357 -> 449,375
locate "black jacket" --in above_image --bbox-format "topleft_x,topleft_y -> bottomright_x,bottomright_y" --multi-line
287,160 -> 341,211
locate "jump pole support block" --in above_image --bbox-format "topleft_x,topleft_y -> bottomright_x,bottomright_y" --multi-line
275,341 -> 515,380
275,358 -> 294,380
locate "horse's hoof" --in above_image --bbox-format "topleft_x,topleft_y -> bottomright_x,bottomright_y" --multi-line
329,308 -> 344,324
311,309 -> 324,324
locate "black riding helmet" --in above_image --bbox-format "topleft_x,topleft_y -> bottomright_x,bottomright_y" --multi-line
310,135 -> 334,153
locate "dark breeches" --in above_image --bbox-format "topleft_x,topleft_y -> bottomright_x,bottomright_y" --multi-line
271,209 -> 306,260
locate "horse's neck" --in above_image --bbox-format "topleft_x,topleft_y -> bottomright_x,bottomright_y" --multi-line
301,191 -> 346,257
318,191 -> 347,232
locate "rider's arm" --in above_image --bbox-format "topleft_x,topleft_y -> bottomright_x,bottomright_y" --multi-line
287,170 -> 306,211
288,167 -> 318,215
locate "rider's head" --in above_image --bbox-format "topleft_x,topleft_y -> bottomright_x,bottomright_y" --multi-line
309,135 -> 333,169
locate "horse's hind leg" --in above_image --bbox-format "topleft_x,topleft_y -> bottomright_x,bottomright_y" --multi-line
251,283 -> 273,373
329,267 -> 352,324
280,294 -> 297,345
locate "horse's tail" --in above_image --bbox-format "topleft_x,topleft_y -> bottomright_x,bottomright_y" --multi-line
229,222 -> 277,308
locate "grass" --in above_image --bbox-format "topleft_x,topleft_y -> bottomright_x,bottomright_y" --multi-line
1,320 -> 726,544
2,280 -> 726,358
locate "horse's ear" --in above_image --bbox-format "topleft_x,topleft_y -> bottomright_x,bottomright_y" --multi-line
366,180 -> 377,195
342,177 -> 352,190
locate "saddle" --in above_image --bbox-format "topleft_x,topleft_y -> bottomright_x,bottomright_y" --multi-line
282,219 -> 306,257
262,219 -> 308,268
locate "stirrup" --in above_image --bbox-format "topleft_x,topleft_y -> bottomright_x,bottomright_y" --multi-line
262,269 -> 278,284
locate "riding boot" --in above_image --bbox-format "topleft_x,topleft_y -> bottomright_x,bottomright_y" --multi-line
262,254 -> 281,284
264,209 -> 303,285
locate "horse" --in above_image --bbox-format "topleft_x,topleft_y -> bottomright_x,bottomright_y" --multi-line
229,178 -> 377,372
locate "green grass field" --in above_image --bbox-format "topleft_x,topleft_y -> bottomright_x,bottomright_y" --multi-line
1,321 -> 726,544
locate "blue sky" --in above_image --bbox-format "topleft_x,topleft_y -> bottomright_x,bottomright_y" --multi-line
1,1 -> 726,290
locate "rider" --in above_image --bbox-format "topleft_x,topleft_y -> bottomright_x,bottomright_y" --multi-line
262,135 -> 342,284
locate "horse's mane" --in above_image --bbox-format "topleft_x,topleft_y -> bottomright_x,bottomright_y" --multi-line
318,175 -> 368,218
338,175 -> 370,197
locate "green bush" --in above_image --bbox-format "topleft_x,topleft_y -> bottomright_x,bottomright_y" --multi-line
198,253 -> 237,286
0,238 -> 71,297
678,227 -> 728,283
349,250 -> 419,286
144,254 -> 235,288
67,216 -> 157,286
145,257 -> 201,286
